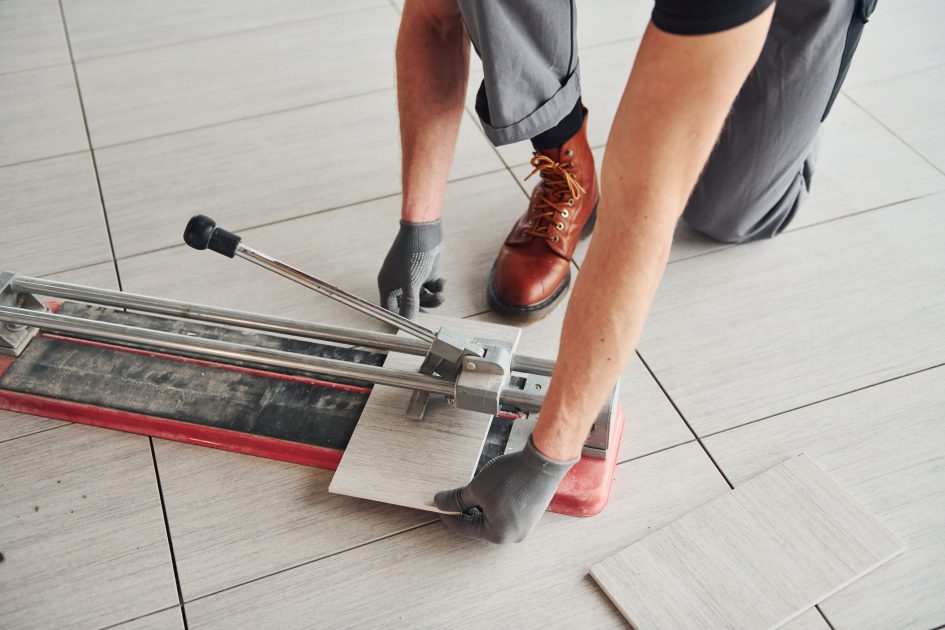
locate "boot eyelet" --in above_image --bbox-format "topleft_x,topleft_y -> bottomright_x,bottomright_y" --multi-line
560,209 -> 570,218
552,235 -> 560,243
567,198 -> 575,206
556,222 -> 565,230
565,149 -> 574,157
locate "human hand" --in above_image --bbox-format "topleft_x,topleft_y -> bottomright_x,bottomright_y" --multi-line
377,220 -> 445,319
433,437 -> 578,544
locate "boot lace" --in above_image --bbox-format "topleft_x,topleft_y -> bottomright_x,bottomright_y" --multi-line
523,153 -> 585,241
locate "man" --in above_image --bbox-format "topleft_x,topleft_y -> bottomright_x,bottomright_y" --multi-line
378,0 -> 874,543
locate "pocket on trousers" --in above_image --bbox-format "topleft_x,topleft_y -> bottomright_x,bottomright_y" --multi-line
821,0 -> 878,121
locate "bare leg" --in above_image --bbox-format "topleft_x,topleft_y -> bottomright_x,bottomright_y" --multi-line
396,0 -> 470,222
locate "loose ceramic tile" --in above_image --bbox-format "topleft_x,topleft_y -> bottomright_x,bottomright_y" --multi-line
843,0 -> 945,89
0,65 -> 87,166
185,442 -> 730,629
331,315 -> 520,512
796,94 -> 945,228
116,170 -> 525,326
61,0 -> 387,60
471,290 -> 693,463
97,89 -> 504,258
76,8 -> 398,146
591,455 -> 903,630
704,366 -> 945,630
469,38 -> 641,168
153,440 -> 430,601
848,64 -> 945,174
0,0 -> 69,74
577,0 -> 652,49
111,607 -> 185,630
0,153 -> 113,276
638,192 -> 945,436
0,424 -> 177,628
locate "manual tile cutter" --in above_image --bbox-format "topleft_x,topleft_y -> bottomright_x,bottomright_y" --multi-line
0,216 -> 624,516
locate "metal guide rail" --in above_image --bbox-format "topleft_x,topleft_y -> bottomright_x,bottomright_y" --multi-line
0,215 -> 616,458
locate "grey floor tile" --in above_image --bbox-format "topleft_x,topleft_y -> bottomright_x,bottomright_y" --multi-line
116,170 -> 524,327
0,0 -> 69,75
41,261 -> 120,290
577,0 -> 651,49
843,0 -> 945,89
781,608 -> 832,630
847,64 -> 945,174
184,442 -> 729,629
471,290 -> 693,463
0,424 -> 178,628
469,38 -> 640,169
0,410 -> 66,444
0,64 -> 87,166
0,153 -> 113,277
61,0 -> 387,61
110,607 -> 185,629
154,440 -> 431,601
637,191 -> 945,436
704,366 -> 945,630
795,94 -> 945,228
98,89 -> 503,259
76,7 -> 398,147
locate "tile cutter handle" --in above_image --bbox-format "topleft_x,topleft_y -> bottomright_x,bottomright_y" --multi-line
183,215 -> 437,346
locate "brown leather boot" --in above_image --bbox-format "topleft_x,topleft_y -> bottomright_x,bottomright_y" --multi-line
488,110 -> 599,321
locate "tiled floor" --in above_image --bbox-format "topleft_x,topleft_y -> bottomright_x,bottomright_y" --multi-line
1,1 -> 943,628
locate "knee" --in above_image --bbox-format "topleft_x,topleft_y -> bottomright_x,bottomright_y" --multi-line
683,169 -> 810,244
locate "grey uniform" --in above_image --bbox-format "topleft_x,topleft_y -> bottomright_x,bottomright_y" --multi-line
456,0 -> 876,243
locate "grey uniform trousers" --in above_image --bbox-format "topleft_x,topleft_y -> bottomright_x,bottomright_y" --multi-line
456,0 -> 875,243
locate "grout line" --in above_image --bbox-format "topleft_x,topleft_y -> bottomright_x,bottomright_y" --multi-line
816,604 -> 837,630
56,0 -> 123,292
700,361 -> 945,442
145,437 -> 190,629
185,519 -> 438,604
841,59 -> 945,93
107,166 -> 509,264
91,86 -> 396,152
0,422 -> 71,445
98,605 -> 182,630
66,3 -> 394,65
0,149 -> 87,170
617,437 -> 697,466
36,259 -> 117,279
385,0 -> 402,14
844,93 -> 945,178
0,60 -> 73,79
635,350 -> 735,489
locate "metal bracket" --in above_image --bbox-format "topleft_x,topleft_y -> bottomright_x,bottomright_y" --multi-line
0,272 -> 48,357
454,338 -> 513,415
406,327 -> 485,420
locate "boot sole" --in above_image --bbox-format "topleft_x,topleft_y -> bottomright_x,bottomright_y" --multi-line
485,200 -> 599,322
487,263 -> 571,323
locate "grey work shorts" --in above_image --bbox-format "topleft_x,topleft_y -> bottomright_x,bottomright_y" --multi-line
456,0 -> 877,243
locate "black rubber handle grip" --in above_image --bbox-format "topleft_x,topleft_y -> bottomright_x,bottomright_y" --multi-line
183,215 -> 242,258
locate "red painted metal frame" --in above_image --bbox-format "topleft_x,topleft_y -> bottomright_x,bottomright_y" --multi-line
0,318 -> 624,516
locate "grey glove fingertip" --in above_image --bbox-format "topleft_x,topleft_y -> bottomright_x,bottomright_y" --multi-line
434,487 -> 468,513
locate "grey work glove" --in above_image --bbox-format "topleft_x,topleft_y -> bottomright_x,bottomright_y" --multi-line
377,220 -> 445,320
434,436 -> 578,544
